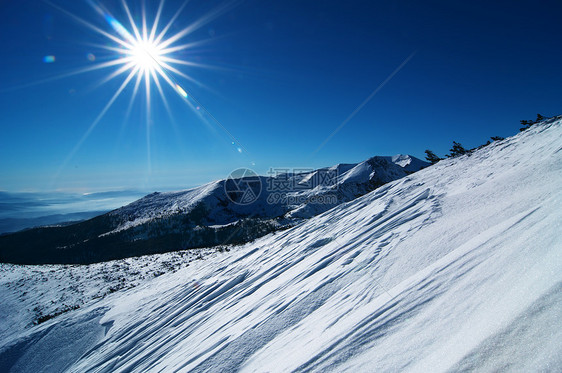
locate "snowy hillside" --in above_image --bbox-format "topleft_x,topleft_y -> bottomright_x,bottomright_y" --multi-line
0,154 -> 426,264
1,117 -> 561,372
106,154 -> 423,229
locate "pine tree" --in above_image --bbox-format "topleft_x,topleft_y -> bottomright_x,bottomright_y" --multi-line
448,141 -> 468,158
520,114 -> 546,131
490,136 -> 504,141
519,119 -> 532,132
424,150 -> 441,165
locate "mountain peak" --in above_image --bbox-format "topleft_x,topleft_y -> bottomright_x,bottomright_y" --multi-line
0,154 -> 428,264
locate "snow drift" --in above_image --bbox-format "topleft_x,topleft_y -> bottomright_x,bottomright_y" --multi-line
1,117 -> 561,372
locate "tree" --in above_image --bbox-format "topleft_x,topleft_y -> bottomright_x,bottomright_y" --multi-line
490,136 -> 504,141
520,114 -> 546,131
448,141 -> 468,158
519,119 -> 532,132
424,149 -> 441,165
536,113 -> 545,122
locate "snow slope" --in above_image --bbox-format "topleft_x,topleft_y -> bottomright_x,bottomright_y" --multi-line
1,118 -> 561,372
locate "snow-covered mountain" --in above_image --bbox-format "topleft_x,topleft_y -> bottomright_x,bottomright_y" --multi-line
1,117 -> 560,372
0,154 -> 427,264
107,154 -> 423,227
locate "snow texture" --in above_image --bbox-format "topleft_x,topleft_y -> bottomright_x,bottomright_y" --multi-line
1,118 -> 561,372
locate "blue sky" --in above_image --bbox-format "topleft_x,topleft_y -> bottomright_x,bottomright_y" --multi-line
1,0 -> 561,193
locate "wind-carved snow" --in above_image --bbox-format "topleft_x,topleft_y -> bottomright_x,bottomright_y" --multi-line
1,118 -> 561,372
0,248 -> 220,348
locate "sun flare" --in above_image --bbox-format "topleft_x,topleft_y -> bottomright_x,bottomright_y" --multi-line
129,40 -> 163,72
44,0 -> 247,182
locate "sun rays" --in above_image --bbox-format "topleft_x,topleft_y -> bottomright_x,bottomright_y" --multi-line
43,0 -> 246,184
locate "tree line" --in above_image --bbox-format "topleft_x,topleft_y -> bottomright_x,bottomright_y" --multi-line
424,114 -> 547,165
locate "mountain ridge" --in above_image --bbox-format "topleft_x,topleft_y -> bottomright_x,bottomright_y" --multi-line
1,116 -> 559,372
0,154 -> 427,264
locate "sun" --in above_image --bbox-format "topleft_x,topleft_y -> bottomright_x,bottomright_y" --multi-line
45,0 -> 208,115
129,40 -> 163,72
45,0 -> 248,182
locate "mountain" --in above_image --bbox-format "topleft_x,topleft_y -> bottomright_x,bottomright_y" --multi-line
1,117 -> 559,372
0,155 -> 428,264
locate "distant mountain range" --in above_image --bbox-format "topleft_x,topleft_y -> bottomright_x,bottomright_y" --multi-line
0,211 -> 106,235
0,155 -> 428,264
0,190 -> 147,234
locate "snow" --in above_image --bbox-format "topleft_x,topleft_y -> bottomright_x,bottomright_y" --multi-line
105,154 -> 426,233
338,161 -> 373,184
389,154 -> 429,173
106,181 -> 222,233
1,117 -> 561,372
0,248 -> 218,348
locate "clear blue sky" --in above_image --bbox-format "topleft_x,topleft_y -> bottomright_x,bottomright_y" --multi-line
1,0 -> 561,193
